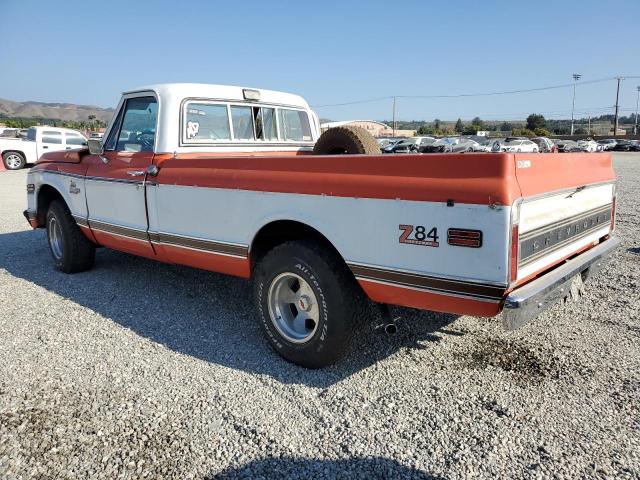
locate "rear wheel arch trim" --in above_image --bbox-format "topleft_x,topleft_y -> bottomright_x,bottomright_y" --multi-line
249,219 -> 351,275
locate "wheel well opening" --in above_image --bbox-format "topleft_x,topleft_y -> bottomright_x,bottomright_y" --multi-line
250,220 -> 348,274
36,185 -> 64,227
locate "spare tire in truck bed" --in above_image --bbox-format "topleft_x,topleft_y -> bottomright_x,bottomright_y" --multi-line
313,126 -> 381,155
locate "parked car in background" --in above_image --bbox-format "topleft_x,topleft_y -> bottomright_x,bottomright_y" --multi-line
0,126 -> 87,170
454,138 -> 482,152
577,139 -> 601,152
611,139 -> 634,151
500,139 -> 539,153
555,140 -> 581,153
383,137 -> 432,153
473,139 -> 496,152
377,138 -> 393,149
421,137 -> 459,153
597,139 -> 618,150
531,137 -> 556,153
382,139 -> 412,153
418,137 -> 479,153
629,140 -> 640,151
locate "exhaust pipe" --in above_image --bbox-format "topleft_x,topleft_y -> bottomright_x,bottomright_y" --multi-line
384,322 -> 398,335
378,304 -> 399,335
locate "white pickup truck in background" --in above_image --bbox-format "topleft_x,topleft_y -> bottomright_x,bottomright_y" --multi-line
0,126 -> 87,170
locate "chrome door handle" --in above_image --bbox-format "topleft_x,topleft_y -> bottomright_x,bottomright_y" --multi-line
127,170 -> 145,177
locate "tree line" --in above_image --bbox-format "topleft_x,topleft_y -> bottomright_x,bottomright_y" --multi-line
0,115 -> 108,131
386,113 -> 637,137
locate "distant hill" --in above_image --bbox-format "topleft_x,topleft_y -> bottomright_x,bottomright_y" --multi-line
0,98 -> 114,123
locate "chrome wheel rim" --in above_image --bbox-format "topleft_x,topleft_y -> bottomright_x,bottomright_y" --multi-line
267,272 -> 320,344
48,217 -> 63,260
4,154 -> 22,169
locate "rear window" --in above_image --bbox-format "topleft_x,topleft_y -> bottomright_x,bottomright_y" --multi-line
180,101 -> 313,144
278,109 -> 312,141
231,106 -> 254,141
184,103 -> 231,142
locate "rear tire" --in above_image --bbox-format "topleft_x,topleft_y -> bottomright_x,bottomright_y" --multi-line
2,151 -> 26,170
313,126 -> 381,155
46,200 -> 95,273
253,240 -> 368,368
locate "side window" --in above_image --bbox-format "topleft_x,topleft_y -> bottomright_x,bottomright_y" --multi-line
104,96 -> 157,152
27,128 -> 37,141
231,106 -> 254,141
104,103 -> 126,151
184,103 -> 231,142
278,109 -> 312,141
65,133 -> 87,146
255,107 -> 277,141
116,96 -> 157,152
42,131 -> 62,144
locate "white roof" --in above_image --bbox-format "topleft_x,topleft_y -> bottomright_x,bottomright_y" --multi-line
111,83 -> 316,153
125,83 -> 311,109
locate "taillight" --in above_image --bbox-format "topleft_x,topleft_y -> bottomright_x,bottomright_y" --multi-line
611,186 -> 616,232
510,224 -> 519,283
447,229 -> 482,248
509,199 -> 522,285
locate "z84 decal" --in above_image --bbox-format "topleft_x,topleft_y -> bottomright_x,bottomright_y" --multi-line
399,224 -> 439,247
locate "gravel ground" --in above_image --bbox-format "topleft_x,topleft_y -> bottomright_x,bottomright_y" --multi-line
0,154 -> 638,479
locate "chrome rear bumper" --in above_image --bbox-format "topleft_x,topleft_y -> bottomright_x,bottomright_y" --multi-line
502,237 -> 620,330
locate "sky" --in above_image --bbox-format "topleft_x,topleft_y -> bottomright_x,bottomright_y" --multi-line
1,0 -> 639,122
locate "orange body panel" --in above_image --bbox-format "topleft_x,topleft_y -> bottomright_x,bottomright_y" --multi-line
153,152 -> 524,205
513,152 -> 615,198
358,279 -> 501,317
154,243 -> 250,278
91,230 -> 158,260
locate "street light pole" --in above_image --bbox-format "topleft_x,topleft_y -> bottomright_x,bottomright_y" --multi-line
635,86 -> 640,135
571,73 -> 581,135
613,76 -> 624,136
392,96 -> 396,137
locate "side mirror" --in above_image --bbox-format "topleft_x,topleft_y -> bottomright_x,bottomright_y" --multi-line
87,138 -> 103,155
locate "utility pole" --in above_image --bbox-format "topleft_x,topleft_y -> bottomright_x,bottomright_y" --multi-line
571,73 -> 581,135
635,86 -> 640,135
613,76 -> 624,136
392,96 -> 397,137
588,115 -> 591,135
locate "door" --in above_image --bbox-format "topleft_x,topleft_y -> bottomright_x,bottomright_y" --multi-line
85,95 -> 158,258
39,130 -> 67,158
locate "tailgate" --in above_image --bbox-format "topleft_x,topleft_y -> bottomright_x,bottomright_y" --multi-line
513,153 -> 615,283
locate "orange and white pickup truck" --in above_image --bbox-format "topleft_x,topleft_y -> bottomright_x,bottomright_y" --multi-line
24,83 -> 619,368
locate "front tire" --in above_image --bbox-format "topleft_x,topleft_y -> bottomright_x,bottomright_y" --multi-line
46,200 -> 95,273
2,151 -> 26,170
253,240 -> 367,368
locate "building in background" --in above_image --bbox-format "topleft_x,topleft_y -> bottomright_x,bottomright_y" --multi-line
321,120 -> 415,137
